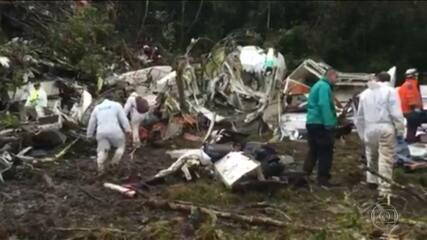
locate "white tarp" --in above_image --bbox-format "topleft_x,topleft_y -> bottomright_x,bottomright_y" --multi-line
214,151 -> 261,188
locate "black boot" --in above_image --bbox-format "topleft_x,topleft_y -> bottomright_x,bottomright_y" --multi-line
317,178 -> 340,188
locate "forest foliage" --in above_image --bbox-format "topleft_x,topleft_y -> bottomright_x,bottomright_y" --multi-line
0,0 -> 426,92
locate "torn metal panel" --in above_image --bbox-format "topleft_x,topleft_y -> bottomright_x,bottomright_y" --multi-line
105,66 -> 173,86
408,143 -> 427,160
166,149 -> 200,159
0,151 -> 13,183
214,151 -> 262,188
154,71 -> 177,93
194,45 -> 286,128
154,149 -> 212,180
190,105 -> 226,123
283,59 -> 373,104
388,66 -> 397,87
279,113 -> 307,141
69,89 -> 93,123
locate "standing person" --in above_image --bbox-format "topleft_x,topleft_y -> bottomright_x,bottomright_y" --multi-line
124,92 -> 150,148
24,81 -> 48,120
87,96 -> 131,174
303,68 -> 338,187
55,80 -> 77,112
397,68 -> 424,142
355,72 -> 405,199
264,48 -> 276,76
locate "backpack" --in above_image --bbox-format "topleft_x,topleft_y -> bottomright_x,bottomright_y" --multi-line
135,96 -> 149,114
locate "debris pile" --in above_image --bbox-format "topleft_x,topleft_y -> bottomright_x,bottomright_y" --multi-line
1,30 -> 426,185
134,128 -> 303,192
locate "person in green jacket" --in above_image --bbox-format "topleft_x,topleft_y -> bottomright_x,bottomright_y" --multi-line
303,68 -> 338,187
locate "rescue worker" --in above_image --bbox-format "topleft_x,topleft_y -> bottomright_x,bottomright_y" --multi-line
24,82 -> 48,120
87,96 -> 131,174
55,80 -> 79,112
264,48 -> 275,76
303,68 -> 338,187
397,68 -> 425,142
124,92 -> 149,148
355,72 -> 405,199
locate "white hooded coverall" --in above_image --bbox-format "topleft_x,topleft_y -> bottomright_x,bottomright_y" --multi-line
124,92 -> 156,147
355,81 -> 405,196
87,99 -> 131,173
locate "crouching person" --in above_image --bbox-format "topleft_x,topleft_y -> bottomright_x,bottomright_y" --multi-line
124,92 -> 151,148
355,72 -> 405,200
87,96 -> 131,174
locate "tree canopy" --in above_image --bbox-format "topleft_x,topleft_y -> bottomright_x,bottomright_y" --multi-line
1,1 -> 426,83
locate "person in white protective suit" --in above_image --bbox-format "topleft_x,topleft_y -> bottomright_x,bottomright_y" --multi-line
124,92 -> 157,148
24,82 -> 48,120
355,72 -> 405,199
70,85 -> 93,122
87,97 -> 131,174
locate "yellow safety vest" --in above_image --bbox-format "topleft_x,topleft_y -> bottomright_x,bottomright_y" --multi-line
29,89 -> 40,106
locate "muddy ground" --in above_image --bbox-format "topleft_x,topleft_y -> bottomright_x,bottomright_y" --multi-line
1,134 -> 426,240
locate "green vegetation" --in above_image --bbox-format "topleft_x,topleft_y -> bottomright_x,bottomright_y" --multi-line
47,6 -> 119,79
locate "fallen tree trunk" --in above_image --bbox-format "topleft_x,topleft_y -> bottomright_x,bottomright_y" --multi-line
144,198 -> 341,232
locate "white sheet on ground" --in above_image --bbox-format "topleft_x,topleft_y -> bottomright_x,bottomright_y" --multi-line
214,151 -> 261,188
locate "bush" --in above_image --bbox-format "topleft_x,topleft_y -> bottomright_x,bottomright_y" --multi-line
0,112 -> 20,129
47,5 -> 119,79
0,38 -> 40,95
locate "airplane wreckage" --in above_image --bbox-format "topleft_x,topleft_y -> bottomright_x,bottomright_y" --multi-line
6,36 -> 423,186
3,37 -> 376,143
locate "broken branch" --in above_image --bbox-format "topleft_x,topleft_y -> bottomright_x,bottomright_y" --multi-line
144,198 -> 341,232
33,138 -> 80,164
54,227 -> 136,235
362,166 -> 426,201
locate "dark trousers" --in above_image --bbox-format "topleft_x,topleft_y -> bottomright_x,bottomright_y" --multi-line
404,110 -> 427,143
304,124 -> 334,182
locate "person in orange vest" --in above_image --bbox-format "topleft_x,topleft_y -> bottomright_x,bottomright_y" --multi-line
397,68 -> 426,142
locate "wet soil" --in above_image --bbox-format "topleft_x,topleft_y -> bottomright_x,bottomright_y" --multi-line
0,135 -> 426,239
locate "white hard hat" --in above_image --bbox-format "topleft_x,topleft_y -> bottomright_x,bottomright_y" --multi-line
405,68 -> 418,77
